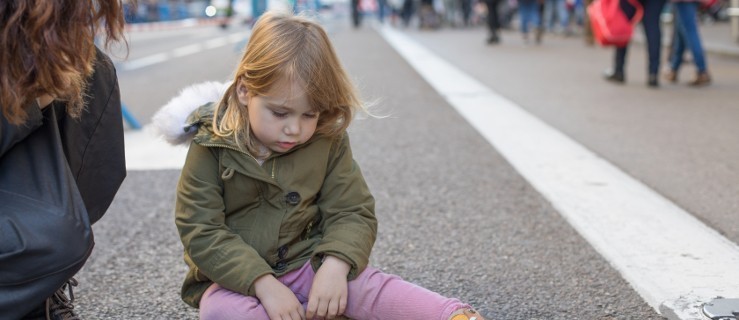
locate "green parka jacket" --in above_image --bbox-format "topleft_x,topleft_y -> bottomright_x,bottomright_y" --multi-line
167,91 -> 377,308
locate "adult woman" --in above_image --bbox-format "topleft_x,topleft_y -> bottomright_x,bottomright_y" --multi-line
1,0 -> 129,318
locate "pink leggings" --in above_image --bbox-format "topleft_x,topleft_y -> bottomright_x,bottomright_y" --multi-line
199,261 -> 468,320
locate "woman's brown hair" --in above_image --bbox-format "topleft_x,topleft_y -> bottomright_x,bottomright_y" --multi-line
213,11 -> 367,156
0,0 -> 129,125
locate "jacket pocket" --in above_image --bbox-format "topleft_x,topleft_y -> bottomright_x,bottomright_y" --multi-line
221,166 -> 262,217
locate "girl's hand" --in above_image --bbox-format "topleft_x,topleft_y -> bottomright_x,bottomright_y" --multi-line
254,274 -> 306,320
306,255 -> 351,319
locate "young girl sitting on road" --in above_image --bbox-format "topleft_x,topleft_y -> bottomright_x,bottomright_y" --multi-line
154,11 -> 487,320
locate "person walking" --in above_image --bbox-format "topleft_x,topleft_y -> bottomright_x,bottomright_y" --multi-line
519,0 -> 544,44
401,0 -> 416,27
351,0 -> 362,27
0,0 -> 128,319
664,1 -> 712,86
582,0 -> 595,45
484,0 -> 502,43
155,11 -> 488,320
603,0 -> 667,87
542,0 -> 571,34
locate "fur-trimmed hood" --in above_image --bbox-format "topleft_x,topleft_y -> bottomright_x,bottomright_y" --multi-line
151,81 -> 230,146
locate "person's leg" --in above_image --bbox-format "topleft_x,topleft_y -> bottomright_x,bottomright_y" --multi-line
343,267 -> 471,320
670,10 -> 686,72
401,0 -> 413,26
556,0 -> 569,32
641,0 -> 665,85
351,0 -> 361,27
199,283 -> 270,320
200,262 -> 318,320
543,0 -> 555,31
484,0 -> 501,42
673,2 -> 707,73
519,2 -> 533,36
582,0 -> 595,45
378,0 -> 388,23
615,47 -> 627,73
532,2 -> 543,42
605,46 -> 627,83
460,0 -> 472,26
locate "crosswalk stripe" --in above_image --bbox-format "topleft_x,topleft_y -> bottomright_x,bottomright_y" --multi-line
377,24 -> 739,320
120,31 -> 250,71
125,126 -> 188,170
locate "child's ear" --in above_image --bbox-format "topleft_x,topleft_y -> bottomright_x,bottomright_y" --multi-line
236,81 -> 249,106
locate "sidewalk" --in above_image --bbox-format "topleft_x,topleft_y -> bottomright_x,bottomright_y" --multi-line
632,20 -> 739,58
695,22 -> 739,57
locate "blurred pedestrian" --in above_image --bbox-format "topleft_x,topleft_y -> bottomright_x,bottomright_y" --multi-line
401,0 -> 416,27
156,11 -> 489,320
484,0 -> 502,43
352,0 -> 362,27
519,0 -> 544,44
0,0 -> 128,319
419,0 -> 442,28
444,0 -> 461,26
582,0 -> 595,45
543,0 -> 571,34
603,0 -> 666,87
378,0 -> 390,23
664,1 -> 711,86
460,0 -> 474,26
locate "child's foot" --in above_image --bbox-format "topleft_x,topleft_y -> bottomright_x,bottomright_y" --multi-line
449,307 -> 486,320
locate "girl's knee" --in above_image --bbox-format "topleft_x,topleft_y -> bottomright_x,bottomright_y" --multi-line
199,303 -> 228,320
200,301 -> 268,320
199,284 -> 268,320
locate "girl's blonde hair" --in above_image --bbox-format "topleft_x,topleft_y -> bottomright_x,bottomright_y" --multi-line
213,11 -> 365,155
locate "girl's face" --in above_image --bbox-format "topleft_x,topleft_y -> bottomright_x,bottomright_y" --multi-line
238,78 -> 318,154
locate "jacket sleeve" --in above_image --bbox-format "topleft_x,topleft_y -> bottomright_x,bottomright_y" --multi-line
175,142 -> 274,297
60,47 -> 126,224
311,134 -> 377,280
0,101 -> 44,158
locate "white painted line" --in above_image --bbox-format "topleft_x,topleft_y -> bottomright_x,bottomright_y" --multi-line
122,53 -> 169,71
120,31 -> 250,71
204,37 -> 229,49
172,43 -> 204,58
377,25 -> 739,320
228,33 -> 247,43
124,126 -> 189,170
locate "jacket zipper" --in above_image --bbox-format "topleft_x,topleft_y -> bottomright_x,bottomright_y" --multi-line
271,158 -> 276,179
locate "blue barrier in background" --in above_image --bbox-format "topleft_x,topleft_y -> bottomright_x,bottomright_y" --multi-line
121,103 -> 142,130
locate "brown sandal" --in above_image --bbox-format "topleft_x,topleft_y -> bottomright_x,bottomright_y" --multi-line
449,308 -> 486,320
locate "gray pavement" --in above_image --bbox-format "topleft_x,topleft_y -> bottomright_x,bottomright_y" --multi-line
632,19 -> 739,58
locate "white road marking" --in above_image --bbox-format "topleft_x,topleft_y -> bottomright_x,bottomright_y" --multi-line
228,33 -> 246,43
120,31 -> 250,71
377,25 -> 739,320
122,53 -> 168,71
125,126 -> 189,170
204,37 -> 229,49
172,43 -> 204,58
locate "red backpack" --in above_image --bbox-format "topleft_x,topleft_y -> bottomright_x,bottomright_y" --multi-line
587,0 -> 643,47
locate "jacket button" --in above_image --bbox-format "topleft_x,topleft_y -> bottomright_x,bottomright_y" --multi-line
285,192 -> 301,205
278,245 -> 288,259
275,261 -> 287,272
